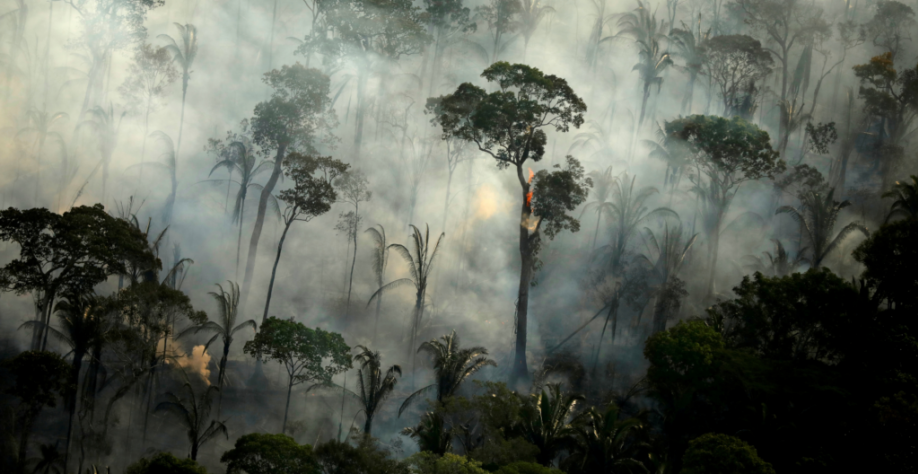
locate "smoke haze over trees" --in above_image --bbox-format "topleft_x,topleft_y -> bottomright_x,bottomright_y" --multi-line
0,0 -> 917,473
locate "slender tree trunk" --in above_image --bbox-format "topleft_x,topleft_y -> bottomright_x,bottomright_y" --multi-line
34,136 -> 46,207
263,219 -> 293,322
267,0 -> 278,72
682,72 -> 696,114
513,175 -> 534,381
2,1 -> 27,106
242,143 -> 287,304
638,81 -> 650,128
191,438 -> 199,461
591,212 -> 601,249
704,213 -> 722,300
63,353 -> 85,474
18,410 -> 37,468
364,411 -> 373,435
139,102 -> 151,181
176,77 -> 188,177
282,377 -> 293,433
344,226 -> 358,318
235,197 -> 246,278
354,66 -> 369,158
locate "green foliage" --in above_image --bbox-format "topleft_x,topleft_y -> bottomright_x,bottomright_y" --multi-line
853,218 -> 918,309
681,433 -> 774,474
707,269 -> 862,362
530,156 -> 592,240
2,351 -> 71,410
407,452 -> 489,474
664,115 -> 784,185
280,153 -> 350,223
427,62 -> 585,169
852,52 -> 918,144
252,64 -> 337,152
313,438 -> 408,474
244,317 -> 352,388
493,461 -> 562,474
126,452 -> 208,474
562,404 -> 647,474
517,384 -> 583,466
402,412 -> 453,455
644,320 -> 724,393
350,346 -> 402,434
221,433 -> 318,474
468,437 -> 539,469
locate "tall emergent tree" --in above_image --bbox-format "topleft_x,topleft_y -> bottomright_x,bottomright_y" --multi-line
427,62 -> 591,380
263,153 -> 348,322
618,0 -> 672,127
297,0 -> 430,156
243,317 -> 351,433
663,115 -> 784,298
0,205 -> 158,350
242,64 -> 337,300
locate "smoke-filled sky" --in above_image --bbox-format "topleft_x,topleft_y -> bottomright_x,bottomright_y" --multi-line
1,0 -> 912,464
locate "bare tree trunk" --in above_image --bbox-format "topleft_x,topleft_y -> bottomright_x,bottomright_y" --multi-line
236,197 -> 246,278
354,66 -> 369,158
282,377 -> 293,434
263,219 -> 292,322
242,143 -> 287,307
513,173 -> 534,381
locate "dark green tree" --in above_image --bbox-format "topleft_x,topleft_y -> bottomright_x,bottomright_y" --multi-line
263,154 -> 349,322
563,404 -> 647,474
243,317 -> 351,433
401,412 -> 453,455
518,384 -> 583,466
681,433 -> 775,474
882,175 -> 918,222
427,62 -> 589,379
221,433 -> 319,474
1,351 -> 71,470
0,205 -> 158,350
126,452 -> 208,474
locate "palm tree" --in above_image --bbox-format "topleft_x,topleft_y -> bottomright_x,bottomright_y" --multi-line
76,105 -> 124,203
154,382 -> 228,461
15,108 -> 68,206
20,295 -> 104,472
29,443 -> 65,474
158,23 -> 198,172
519,383 -> 584,466
398,331 -> 496,416
365,225 -> 390,338
883,175 -> 918,222
367,224 -> 445,368
579,167 -> 618,249
144,131 -> 182,226
744,239 -> 807,277
641,223 -> 696,334
517,0 -> 555,60
563,404 -> 647,474
346,346 -> 402,435
178,282 -> 256,392
669,18 -> 708,114
206,141 -> 274,276
776,188 -> 869,268
618,0 -> 672,127
401,412 -> 452,455
599,173 -> 676,274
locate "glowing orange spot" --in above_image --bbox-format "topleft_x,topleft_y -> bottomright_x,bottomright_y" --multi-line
526,168 -> 534,208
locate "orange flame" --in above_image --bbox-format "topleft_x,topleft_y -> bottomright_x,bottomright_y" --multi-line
526,168 -> 534,208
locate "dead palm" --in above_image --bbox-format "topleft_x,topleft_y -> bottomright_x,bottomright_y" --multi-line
776,188 -> 869,268
154,382 -> 227,461
367,224 -> 444,368
158,23 -> 198,173
398,330 -> 496,416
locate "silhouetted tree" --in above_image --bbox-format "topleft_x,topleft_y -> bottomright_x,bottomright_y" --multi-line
158,23 -> 198,168
518,383 -> 583,466
776,188 -> 869,267
154,382 -> 228,461
618,0 -> 672,127
428,62 -> 590,380
335,170 -> 371,319
347,346 -> 402,435
365,225 -> 390,338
